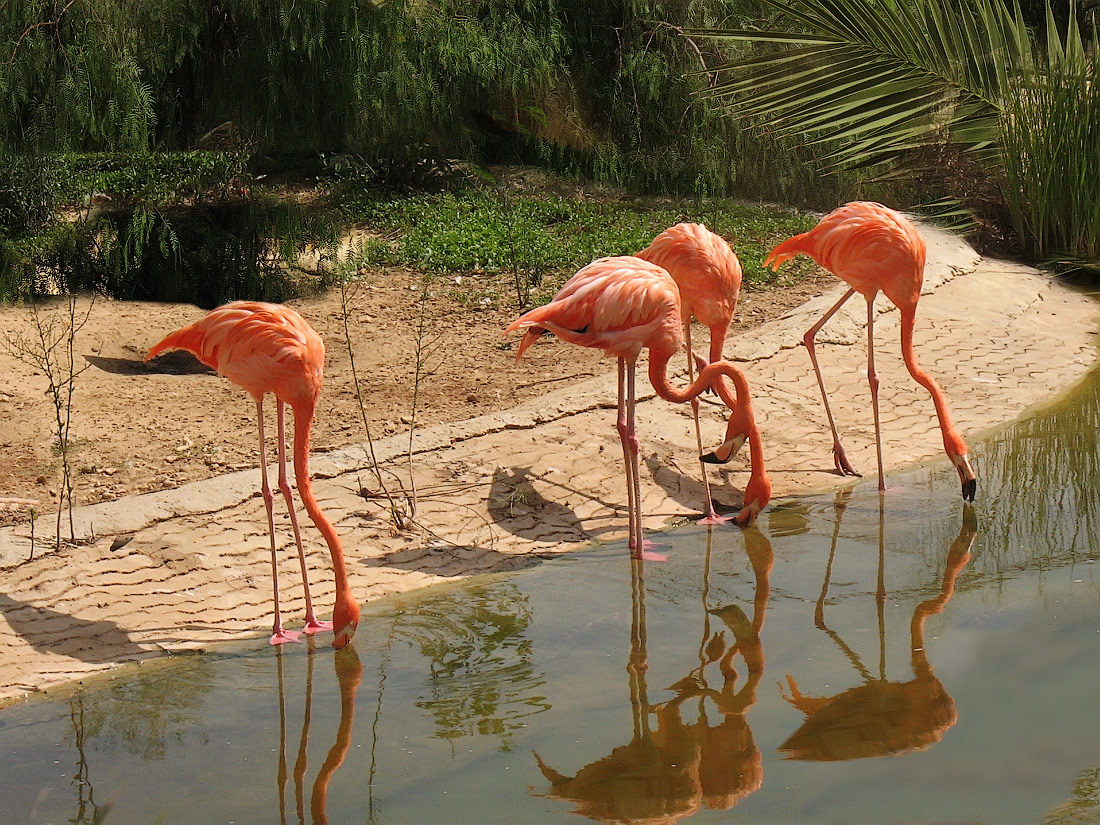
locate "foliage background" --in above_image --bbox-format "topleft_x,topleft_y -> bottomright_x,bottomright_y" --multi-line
0,0 -> 1096,303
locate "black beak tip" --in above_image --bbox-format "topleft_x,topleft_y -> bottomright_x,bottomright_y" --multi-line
700,451 -> 726,465
962,478 -> 977,502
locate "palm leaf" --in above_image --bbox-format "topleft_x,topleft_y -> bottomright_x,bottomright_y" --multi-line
687,0 -> 1034,171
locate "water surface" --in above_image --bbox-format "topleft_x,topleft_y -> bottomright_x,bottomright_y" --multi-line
4,370 -> 1100,824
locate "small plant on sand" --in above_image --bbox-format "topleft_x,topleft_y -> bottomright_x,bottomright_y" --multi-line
404,275 -> 448,522
3,297 -> 93,551
334,260 -> 415,531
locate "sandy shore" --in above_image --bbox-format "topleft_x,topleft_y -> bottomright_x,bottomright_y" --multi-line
1,223 -> 1097,705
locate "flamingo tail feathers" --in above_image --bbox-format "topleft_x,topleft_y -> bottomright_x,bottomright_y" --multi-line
144,324 -> 217,369
762,232 -> 814,271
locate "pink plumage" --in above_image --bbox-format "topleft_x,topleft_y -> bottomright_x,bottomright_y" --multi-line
506,256 -> 683,362
638,223 -> 744,523
765,201 -> 925,310
146,301 -> 360,647
764,201 -> 975,500
638,223 -> 742,363
506,256 -> 770,553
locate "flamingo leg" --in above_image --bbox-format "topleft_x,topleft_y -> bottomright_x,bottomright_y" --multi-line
684,322 -> 729,525
615,358 -> 638,549
617,358 -> 663,560
277,401 -> 332,634
865,299 -> 886,491
258,397 -> 299,645
803,287 -> 861,477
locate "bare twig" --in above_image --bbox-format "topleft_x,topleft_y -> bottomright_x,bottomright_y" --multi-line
4,296 -> 94,550
338,271 -> 414,531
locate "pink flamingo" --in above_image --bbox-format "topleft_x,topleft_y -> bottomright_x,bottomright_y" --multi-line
764,202 -> 976,500
145,301 -> 361,647
505,256 -> 770,558
638,223 -> 743,524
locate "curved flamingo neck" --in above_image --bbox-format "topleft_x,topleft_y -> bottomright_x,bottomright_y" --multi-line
708,327 -> 727,365
650,355 -> 768,485
648,351 -> 742,406
898,308 -> 967,457
310,652 -> 361,824
291,403 -> 351,597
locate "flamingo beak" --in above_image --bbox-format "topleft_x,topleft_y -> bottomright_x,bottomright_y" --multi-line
701,434 -> 747,465
954,454 -> 976,502
332,622 -> 358,649
735,498 -> 763,526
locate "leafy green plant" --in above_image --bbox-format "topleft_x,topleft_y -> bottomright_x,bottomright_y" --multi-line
691,0 -> 1100,265
349,188 -> 817,300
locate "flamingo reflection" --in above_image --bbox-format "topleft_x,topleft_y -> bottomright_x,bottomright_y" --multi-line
276,643 -> 362,824
534,527 -> 773,821
779,503 -> 976,761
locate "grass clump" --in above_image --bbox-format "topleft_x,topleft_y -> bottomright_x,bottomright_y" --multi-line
348,188 -> 819,308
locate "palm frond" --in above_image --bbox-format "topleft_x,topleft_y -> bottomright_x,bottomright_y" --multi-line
687,0 -> 1034,171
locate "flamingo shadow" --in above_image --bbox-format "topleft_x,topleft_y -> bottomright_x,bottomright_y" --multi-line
487,467 -> 591,542
135,350 -> 215,375
359,541 -> 543,577
0,592 -> 151,664
642,453 -> 743,518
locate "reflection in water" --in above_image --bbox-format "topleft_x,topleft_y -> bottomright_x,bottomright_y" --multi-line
67,657 -> 214,762
275,643 -> 361,825
779,504 -> 977,761
68,695 -> 106,825
1043,764 -> 1100,824
404,582 -> 548,749
955,365 -> 1100,574
535,527 -> 773,822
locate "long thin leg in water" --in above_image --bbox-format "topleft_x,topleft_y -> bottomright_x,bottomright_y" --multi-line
617,358 -> 663,560
804,287 -> 861,476
258,398 -> 299,645
864,300 -> 886,491
615,358 -> 640,552
276,400 -> 331,634
684,322 -> 729,525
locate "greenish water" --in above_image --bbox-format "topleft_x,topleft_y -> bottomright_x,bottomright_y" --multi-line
4,370 -> 1100,825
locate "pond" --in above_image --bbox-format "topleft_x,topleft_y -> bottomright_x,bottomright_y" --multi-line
3,367 -> 1100,824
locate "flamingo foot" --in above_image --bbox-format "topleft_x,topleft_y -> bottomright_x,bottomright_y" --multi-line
832,443 -> 861,477
302,618 -> 333,634
638,549 -> 669,562
697,511 -> 733,526
628,536 -> 668,562
269,628 -> 301,645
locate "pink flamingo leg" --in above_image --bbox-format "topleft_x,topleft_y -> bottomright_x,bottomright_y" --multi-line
684,323 -> 731,525
617,360 -> 665,561
864,300 -> 887,491
258,398 -> 300,645
276,401 -> 332,634
803,287 -> 861,477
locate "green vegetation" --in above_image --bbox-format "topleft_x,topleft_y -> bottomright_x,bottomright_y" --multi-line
1,1 -> 1097,304
693,0 -> 1100,266
350,189 -> 816,306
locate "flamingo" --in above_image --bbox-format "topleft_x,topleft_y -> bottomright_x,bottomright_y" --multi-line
764,202 -> 976,500
505,256 -> 770,558
145,301 -> 360,648
638,223 -> 743,524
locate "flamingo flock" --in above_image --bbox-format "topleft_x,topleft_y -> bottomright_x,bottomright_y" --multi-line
142,200 -> 975,647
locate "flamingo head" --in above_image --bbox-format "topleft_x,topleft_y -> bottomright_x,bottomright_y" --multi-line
736,469 -> 772,526
332,596 -> 361,649
953,453 -> 976,502
700,432 -> 747,465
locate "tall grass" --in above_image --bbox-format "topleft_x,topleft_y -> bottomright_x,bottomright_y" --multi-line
999,15 -> 1100,264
